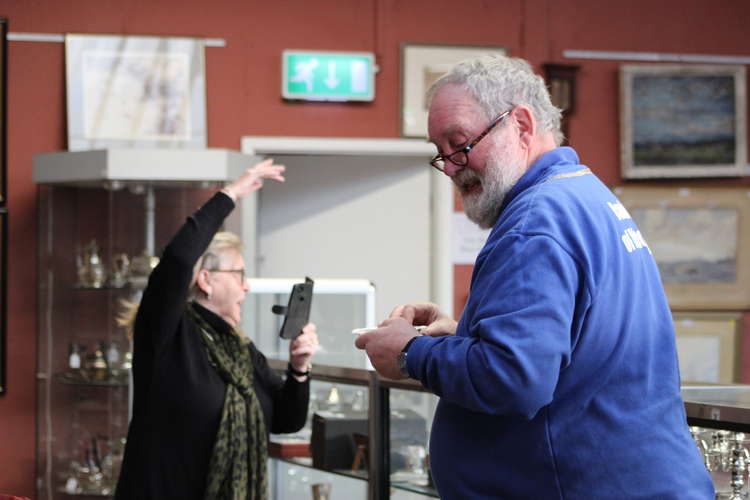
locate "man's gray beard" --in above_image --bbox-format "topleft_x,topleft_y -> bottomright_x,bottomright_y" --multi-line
459,151 -> 526,229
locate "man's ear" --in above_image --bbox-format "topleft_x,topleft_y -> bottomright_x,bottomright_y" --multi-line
511,105 -> 536,150
195,268 -> 212,298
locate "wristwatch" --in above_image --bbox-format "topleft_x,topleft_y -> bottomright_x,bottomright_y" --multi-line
397,336 -> 419,378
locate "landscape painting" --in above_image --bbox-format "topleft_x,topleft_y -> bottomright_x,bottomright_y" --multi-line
613,185 -> 750,310
629,205 -> 736,284
620,64 -> 747,179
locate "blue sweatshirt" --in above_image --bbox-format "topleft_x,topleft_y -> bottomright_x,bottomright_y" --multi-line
406,147 -> 714,499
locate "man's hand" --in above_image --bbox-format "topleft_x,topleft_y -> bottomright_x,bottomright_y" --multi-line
354,318 -> 421,379
389,302 -> 457,337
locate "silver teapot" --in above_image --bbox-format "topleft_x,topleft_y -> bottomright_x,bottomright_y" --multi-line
128,249 -> 159,288
76,240 -> 106,288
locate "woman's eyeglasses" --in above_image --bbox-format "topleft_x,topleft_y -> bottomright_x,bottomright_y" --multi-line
210,268 -> 246,282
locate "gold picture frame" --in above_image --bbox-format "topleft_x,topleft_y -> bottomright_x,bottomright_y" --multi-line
619,64 -> 747,179
673,312 -> 742,384
400,44 -> 507,138
613,185 -> 750,310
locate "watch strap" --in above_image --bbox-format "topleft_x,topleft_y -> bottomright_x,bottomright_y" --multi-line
402,335 -> 419,353
287,362 -> 311,377
398,336 -> 419,378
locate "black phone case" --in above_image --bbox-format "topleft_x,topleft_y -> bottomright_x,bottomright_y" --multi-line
277,277 -> 314,339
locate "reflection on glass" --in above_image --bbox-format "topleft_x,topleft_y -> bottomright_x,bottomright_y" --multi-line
270,460 -> 367,500
271,379 -> 370,500
390,389 -> 438,492
311,482 -> 332,500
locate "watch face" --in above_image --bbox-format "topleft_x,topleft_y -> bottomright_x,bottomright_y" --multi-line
397,352 -> 409,377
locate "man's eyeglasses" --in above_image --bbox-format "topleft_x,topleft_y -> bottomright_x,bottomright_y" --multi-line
430,109 -> 513,173
210,268 -> 246,282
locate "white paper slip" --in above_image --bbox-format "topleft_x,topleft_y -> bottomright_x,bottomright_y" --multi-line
351,327 -> 377,335
351,325 -> 426,335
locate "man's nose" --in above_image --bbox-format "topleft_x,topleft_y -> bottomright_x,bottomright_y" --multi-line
442,162 -> 465,177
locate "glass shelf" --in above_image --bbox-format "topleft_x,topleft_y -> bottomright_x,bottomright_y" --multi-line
391,480 -> 439,498
278,457 -> 370,482
71,284 -> 131,291
57,488 -> 114,498
55,372 -> 129,388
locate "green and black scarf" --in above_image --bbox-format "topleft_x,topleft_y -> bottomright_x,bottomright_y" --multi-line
189,303 -> 268,500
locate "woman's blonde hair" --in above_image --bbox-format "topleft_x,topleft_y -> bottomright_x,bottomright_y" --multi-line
188,231 -> 243,300
117,231 -> 244,339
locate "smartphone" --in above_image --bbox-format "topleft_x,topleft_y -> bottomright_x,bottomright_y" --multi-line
273,277 -> 314,339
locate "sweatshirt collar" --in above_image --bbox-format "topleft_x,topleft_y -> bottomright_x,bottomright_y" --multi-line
499,146 -> 580,211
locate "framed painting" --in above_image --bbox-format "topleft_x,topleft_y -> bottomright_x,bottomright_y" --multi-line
0,18 -> 6,394
543,63 -> 579,145
619,64 -> 747,179
65,34 -> 207,151
673,312 -> 742,384
400,44 -> 507,138
0,211 -> 5,394
613,185 -> 750,310
0,18 -> 5,206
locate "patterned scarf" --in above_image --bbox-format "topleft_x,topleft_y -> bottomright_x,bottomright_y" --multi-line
188,303 -> 268,500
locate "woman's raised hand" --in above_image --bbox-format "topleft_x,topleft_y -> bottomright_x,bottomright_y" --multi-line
222,159 -> 285,201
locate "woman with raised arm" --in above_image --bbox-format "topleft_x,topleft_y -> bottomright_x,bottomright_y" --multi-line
115,160 -> 319,500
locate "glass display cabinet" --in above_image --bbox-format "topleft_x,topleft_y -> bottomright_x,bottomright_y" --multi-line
246,278 -> 438,499
264,361 -> 439,500
34,149 -> 249,500
267,378 -> 750,500
246,278 -> 376,499
683,385 -> 750,498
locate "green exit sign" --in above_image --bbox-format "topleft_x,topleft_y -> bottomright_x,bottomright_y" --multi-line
282,50 -> 376,102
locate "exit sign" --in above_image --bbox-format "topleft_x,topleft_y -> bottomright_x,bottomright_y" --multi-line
282,50 -> 376,101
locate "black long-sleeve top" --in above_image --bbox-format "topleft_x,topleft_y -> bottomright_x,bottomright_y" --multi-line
115,192 -> 309,500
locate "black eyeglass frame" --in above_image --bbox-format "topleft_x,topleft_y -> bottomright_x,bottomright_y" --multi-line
429,108 -> 513,173
209,268 -> 247,282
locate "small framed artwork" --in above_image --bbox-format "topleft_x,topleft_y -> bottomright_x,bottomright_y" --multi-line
0,18 -> 6,206
673,312 -> 742,384
619,64 -> 747,179
0,18 -> 6,395
543,63 -> 579,145
613,185 -> 750,310
0,210 -> 5,394
400,44 -> 507,138
64,34 -> 207,151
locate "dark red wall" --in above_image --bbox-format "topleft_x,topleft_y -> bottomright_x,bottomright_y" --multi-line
1,0 -> 749,496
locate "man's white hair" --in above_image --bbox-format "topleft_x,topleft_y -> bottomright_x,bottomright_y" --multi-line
427,54 -> 563,145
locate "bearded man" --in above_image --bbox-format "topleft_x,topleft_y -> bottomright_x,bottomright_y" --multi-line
356,55 -> 713,499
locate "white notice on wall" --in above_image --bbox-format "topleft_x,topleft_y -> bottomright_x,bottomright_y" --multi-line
453,212 -> 491,264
